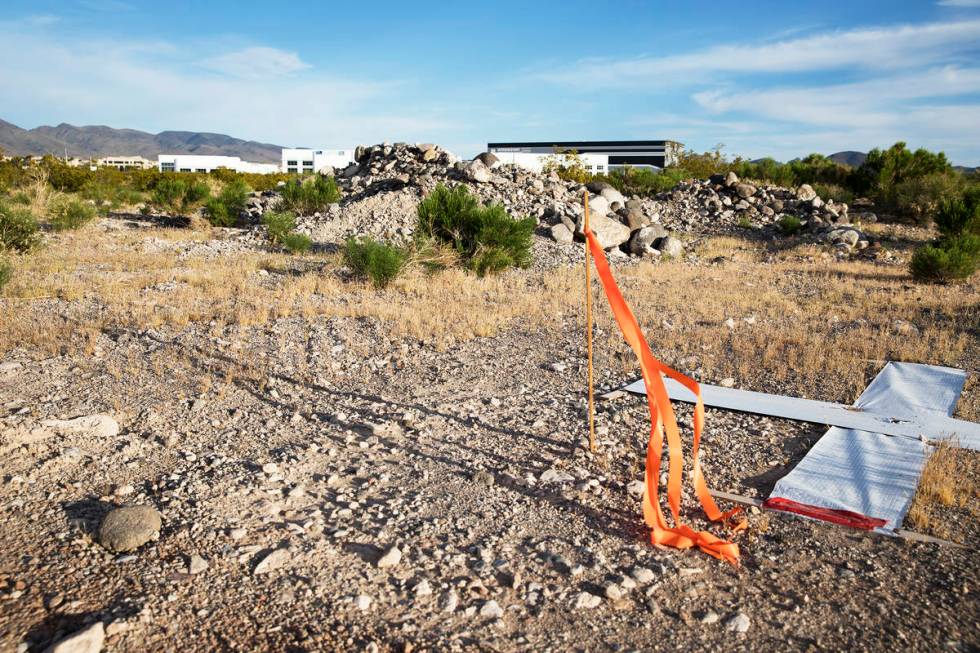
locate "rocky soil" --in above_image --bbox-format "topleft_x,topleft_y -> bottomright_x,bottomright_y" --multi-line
0,143 -> 976,652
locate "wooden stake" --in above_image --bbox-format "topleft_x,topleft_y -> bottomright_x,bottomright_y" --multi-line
584,191 -> 597,454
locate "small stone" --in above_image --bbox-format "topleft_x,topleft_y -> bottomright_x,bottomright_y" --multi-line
413,579 -> 433,597
253,548 -> 290,575
604,584 -> 623,600
726,612 -> 751,633
627,480 -> 645,497
701,610 -> 720,624
630,567 -> 656,584
188,554 -> 208,575
472,471 -> 495,488
376,545 -> 402,568
114,484 -> 134,497
261,463 -> 279,475
228,528 -> 246,541
43,622 -> 104,653
441,590 -> 459,613
98,505 -> 162,553
480,600 -> 504,619
574,592 -> 602,610
719,377 -> 735,388
355,595 -> 372,611
540,468 -> 574,483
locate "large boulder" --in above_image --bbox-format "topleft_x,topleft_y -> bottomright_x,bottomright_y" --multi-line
464,160 -> 491,183
628,224 -> 667,256
657,236 -> 684,258
622,208 -> 646,231
475,152 -> 500,169
724,171 -> 739,187
827,227 -> 861,249
577,213 -> 631,250
98,505 -> 162,552
586,181 -> 615,194
583,194 -> 610,217
43,622 -> 104,653
550,222 -> 574,244
735,183 -> 757,199
796,184 -> 817,201
599,186 -> 625,209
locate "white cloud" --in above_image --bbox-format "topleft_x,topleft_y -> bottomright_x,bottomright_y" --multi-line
535,19 -> 980,88
202,47 -> 311,79
938,0 -> 980,7
0,25 -> 467,152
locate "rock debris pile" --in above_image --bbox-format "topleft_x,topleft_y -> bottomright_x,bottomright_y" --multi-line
246,142 -> 874,258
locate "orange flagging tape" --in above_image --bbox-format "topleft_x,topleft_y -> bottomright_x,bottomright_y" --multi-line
584,228 -> 743,565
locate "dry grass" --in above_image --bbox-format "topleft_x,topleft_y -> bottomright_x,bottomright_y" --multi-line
1,228 -> 977,418
906,441 -> 980,542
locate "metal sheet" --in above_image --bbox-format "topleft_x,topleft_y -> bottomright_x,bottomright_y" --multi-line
769,427 -> 930,531
766,362 -> 969,531
621,364 -> 979,450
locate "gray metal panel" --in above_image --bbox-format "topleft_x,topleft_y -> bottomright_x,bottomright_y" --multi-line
769,426 -> 930,531
621,365 -> 979,450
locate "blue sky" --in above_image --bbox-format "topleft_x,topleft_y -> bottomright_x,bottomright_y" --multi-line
1,0 -> 979,164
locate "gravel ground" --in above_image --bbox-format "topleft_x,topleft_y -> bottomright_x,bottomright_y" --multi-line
1,301 -> 977,652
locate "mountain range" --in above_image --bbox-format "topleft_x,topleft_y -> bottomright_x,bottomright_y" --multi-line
0,120 -> 284,162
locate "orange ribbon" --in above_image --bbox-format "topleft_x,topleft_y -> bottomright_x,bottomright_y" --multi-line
584,229 -> 742,565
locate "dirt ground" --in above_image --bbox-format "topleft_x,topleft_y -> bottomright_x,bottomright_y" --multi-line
1,217 -> 977,652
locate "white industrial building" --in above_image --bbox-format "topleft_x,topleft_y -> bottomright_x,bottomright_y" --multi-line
157,154 -> 279,174
487,140 -> 682,174
281,148 -> 355,174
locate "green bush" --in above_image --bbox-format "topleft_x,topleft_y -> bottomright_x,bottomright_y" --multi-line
881,172 -> 962,225
910,235 -> 980,283
935,187 -> 980,238
811,183 -> 855,205
415,184 -> 535,275
48,197 -> 98,231
343,236 -> 407,288
281,232 -> 312,254
777,215 -> 803,236
151,177 -> 188,211
278,175 -> 341,215
0,258 -> 11,292
0,201 -> 41,252
204,179 -> 250,227
261,210 -> 296,244
183,180 -> 211,208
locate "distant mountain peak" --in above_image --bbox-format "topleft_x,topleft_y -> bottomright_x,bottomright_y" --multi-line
0,119 -> 284,162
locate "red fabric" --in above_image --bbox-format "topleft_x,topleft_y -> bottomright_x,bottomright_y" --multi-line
763,497 -> 888,530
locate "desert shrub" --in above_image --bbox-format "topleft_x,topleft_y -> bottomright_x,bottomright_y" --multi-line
343,237 -> 407,288
48,197 -> 98,231
675,148 -> 735,179
415,184 -> 535,275
933,187 -> 980,239
777,214 -> 803,236
811,183 -> 855,205
910,235 -> 980,283
0,200 -> 41,252
41,157 -> 92,192
543,149 -> 592,184
0,258 -> 11,291
278,175 -> 340,215
261,210 -> 296,244
151,177 -> 187,211
281,232 -> 312,254
603,167 -> 688,196
204,179 -> 250,227
183,180 -> 211,208
881,172 -> 963,225
737,214 -> 754,229
261,210 -> 310,254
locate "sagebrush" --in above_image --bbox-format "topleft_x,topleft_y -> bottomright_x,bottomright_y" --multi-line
279,176 -> 341,215
48,197 -> 98,232
343,237 -> 407,288
0,200 -> 41,252
415,184 -> 535,275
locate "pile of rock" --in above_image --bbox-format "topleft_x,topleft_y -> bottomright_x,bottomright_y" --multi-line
243,142 -> 872,257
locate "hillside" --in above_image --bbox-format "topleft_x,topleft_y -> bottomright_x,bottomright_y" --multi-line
0,119 -> 284,162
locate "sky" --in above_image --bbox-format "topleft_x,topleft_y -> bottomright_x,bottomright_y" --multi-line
1,0 -> 979,164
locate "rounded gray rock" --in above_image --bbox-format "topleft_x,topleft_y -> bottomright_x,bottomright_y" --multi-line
98,505 -> 162,552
